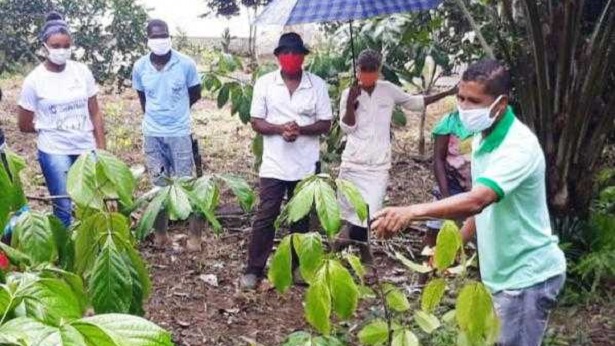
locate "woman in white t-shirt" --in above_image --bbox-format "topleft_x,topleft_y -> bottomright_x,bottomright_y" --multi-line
17,11 -> 106,227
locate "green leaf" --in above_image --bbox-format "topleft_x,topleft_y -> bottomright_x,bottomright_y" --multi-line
292,233 -> 324,283
16,275 -> 84,325
414,310 -> 441,334
11,212 -> 58,264
384,284 -> 410,312
0,317 -> 58,345
189,192 -> 223,234
67,153 -> 104,209
0,150 -> 27,230
71,313 -> 174,345
345,253 -> 366,280
434,221 -> 462,272
392,107 -> 407,127
336,179 -> 368,222
314,179 -> 341,238
167,182 -> 192,221
89,237 -> 133,314
267,235 -> 293,293
40,267 -> 88,316
49,215 -> 74,271
192,176 -> 220,211
358,285 -> 377,299
135,187 -> 169,240
327,259 -> 359,320
392,329 -> 419,346
421,278 -> 446,313
442,309 -> 456,324
0,241 -> 32,268
96,150 -> 136,206
286,179 -> 317,224
395,252 -> 433,273
304,268 -> 331,335
74,213 -> 104,275
251,134 -> 263,170
456,282 -> 499,344
358,319 -> 389,345
218,174 -> 255,212
217,83 -> 230,108
0,285 -> 13,318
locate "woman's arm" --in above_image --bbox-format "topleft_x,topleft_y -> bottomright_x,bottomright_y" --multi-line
88,96 -> 106,150
18,107 -> 36,133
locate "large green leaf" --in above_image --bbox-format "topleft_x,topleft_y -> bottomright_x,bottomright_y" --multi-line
327,259 -> 359,320
11,212 -> 58,264
434,221 -> 462,272
384,284 -> 410,312
89,237 -> 133,314
67,153 -> 104,210
345,253 -> 366,281
40,267 -> 88,316
123,247 -> 151,316
96,150 -> 136,206
304,267 -> 331,335
71,313 -> 174,346
74,213 -> 104,276
456,282 -> 499,344
15,274 -> 84,325
421,278 -> 446,313
0,241 -> 32,268
336,179 -> 368,222
0,285 -> 13,319
414,310 -> 441,334
313,179 -> 342,237
0,150 -> 27,230
167,182 -> 192,221
218,174 -> 255,212
358,319 -> 389,345
391,329 -> 419,346
188,191 -> 223,234
49,215 -> 74,271
267,235 -> 293,293
0,317 -> 58,345
286,179 -> 317,224
191,176 -> 220,211
135,187 -> 169,240
292,233 -> 324,283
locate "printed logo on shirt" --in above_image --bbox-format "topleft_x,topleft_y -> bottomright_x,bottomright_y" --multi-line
45,98 -> 89,131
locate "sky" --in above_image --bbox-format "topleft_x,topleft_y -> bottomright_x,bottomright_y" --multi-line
140,0 -> 254,37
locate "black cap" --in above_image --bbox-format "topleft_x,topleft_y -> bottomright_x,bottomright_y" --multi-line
273,32 -> 310,56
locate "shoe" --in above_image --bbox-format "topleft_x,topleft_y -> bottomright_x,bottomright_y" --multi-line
186,234 -> 202,252
240,273 -> 260,290
332,225 -> 352,252
358,243 -> 374,265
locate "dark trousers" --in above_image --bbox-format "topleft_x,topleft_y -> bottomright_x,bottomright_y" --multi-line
246,178 -> 309,276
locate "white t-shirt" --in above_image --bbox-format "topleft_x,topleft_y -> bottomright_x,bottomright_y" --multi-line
339,81 -> 424,170
19,61 -> 98,155
251,70 -> 333,181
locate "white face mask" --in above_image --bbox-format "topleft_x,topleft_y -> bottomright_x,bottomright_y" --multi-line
148,38 -> 172,56
458,95 -> 504,132
45,45 -> 71,66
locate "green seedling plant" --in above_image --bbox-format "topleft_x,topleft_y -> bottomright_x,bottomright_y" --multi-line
133,173 -> 256,240
357,221 -> 499,346
268,174 -> 369,337
0,150 -> 173,346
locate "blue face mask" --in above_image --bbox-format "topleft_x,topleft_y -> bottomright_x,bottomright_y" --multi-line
458,95 -> 504,132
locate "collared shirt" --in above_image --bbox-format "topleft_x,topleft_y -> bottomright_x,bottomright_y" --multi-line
251,70 -> 333,181
339,81 -> 424,170
472,107 -> 566,293
132,50 -> 201,137
19,61 -> 98,155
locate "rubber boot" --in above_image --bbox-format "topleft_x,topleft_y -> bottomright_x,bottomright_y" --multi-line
350,226 -> 373,265
153,209 -> 170,248
187,214 -> 204,252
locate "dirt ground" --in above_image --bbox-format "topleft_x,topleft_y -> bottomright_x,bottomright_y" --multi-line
1,77 -> 613,346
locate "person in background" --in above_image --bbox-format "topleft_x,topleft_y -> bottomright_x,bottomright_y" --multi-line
419,107 -> 474,285
334,49 -> 456,263
372,59 -> 566,346
132,19 -> 203,251
240,32 -> 333,290
18,11 -> 106,228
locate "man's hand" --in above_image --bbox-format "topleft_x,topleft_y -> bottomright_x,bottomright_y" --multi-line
282,121 -> 300,142
346,84 -> 361,111
371,206 -> 416,239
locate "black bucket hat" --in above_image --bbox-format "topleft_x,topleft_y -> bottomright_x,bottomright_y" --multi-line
273,32 -> 310,56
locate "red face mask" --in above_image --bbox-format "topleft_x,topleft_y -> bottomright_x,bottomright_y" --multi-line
278,53 -> 304,74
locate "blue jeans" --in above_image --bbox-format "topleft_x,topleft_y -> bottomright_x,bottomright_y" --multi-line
493,274 -> 566,346
38,150 -> 80,227
143,136 -> 194,186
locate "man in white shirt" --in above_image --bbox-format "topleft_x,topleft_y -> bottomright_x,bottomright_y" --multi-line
241,33 -> 333,290
335,50 -> 455,262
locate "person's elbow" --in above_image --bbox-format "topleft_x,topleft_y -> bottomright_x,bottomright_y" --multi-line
465,188 -> 498,215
